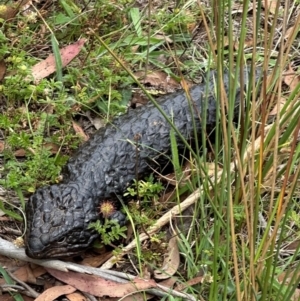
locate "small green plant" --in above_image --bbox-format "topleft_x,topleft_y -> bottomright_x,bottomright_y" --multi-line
88,219 -> 127,246
139,249 -> 162,262
125,204 -> 155,230
124,174 -> 164,204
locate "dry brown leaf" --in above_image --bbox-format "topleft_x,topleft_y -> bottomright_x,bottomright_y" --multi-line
29,265 -> 47,283
153,34 -> 173,43
14,149 -> 27,157
35,285 -> 76,301
277,270 -> 300,300
282,240 -> 300,252
31,38 -> 86,82
278,270 -> 298,283
0,294 -> 28,301
154,237 -> 179,279
284,26 -> 296,40
134,70 -> 181,93
12,143 -> 58,157
0,59 -> 6,81
81,251 -> 113,267
131,45 -> 140,53
268,97 -> 286,116
175,276 -> 204,291
0,215 -> 11,221
43,143 -> 60,154
234,39 -> 255,50
0,0 -> 32,20
0,261 -> 27,285
72,121 -> 89,141
159,277 -> 177,288
0,5 -> 18,20
291,289 -> 300,301
66,292 -> 87,301
9,265 -> 46,285
11,266 -> 30,283
0,141 -> 4,153
231,2 -> 254,13
261,0 -> 278,14
47,268 -> 157,298
283,65 -> 300,92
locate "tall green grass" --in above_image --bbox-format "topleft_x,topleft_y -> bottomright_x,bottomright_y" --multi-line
95,0 -> 300,299
119,0 -> 300,300
187,0 -> 300,300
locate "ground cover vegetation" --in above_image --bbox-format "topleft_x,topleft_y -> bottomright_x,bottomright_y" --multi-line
0,0 -> 300,300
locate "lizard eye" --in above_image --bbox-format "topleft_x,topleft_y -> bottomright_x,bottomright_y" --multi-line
57,237 -> 66,244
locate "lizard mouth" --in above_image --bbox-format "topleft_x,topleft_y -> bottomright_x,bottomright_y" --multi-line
25,233 -> 99,259
26,244 -> 78,259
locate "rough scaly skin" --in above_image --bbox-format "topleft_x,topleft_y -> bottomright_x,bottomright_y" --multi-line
25,68 -> 260,258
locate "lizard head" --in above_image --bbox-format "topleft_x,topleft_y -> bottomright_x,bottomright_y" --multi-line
25,184 -> 99,259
